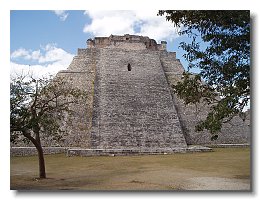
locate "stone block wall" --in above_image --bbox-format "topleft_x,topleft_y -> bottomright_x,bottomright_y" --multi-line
48,49 -> 100,147
87,34 -> 166,51
10,147 -> 69,156
106,42 -> 147,50
90,47 -> 187,151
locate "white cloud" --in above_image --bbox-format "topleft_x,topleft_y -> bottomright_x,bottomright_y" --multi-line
38,44 -> 74,63
83,10 -> 179,42
31,50 -> 41,60
10,44 -> 74,78
11,44 -> 74,64
53,10 -> 69,21
11,48 -> 31,60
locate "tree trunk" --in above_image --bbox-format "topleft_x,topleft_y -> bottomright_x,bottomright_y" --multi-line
34,124 -> 46,179
23,130 -> 47,179
35,144 -> 46,178
34,129 -> 46,179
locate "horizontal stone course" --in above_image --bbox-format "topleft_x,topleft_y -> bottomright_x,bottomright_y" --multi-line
10,147 -> 73,156
205,144 -> 250,148
67,146 -> 212,157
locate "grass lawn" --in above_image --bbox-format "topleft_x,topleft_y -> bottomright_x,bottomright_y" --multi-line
10,148 -> 251,191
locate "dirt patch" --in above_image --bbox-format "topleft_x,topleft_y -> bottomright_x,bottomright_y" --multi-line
187,177 -> 250,190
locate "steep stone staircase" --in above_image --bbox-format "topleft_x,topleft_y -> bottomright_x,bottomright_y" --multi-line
90,48 -> 188,151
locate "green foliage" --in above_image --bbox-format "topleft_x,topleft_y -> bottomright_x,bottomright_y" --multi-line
10,74 -> 86,145
158,10 -> 250,134
173,72 -> 216,105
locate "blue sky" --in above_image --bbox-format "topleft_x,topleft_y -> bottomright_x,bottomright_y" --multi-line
11,11 -> 90,54
10,10 -> 191,77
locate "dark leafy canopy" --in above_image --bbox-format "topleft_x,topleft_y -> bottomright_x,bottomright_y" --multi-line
158,10 -> 250,135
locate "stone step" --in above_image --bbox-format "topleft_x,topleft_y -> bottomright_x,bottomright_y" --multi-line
67,146 -> 212,157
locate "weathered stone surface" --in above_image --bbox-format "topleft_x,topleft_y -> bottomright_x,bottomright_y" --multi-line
10,147 -> 70,156
67,146 -> 212,157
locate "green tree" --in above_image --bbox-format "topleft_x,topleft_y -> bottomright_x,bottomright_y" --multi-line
158,10 -> 250,137
10,74 -> 85,178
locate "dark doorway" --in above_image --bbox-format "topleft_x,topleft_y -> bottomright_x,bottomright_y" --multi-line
127,63 -> 131,71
